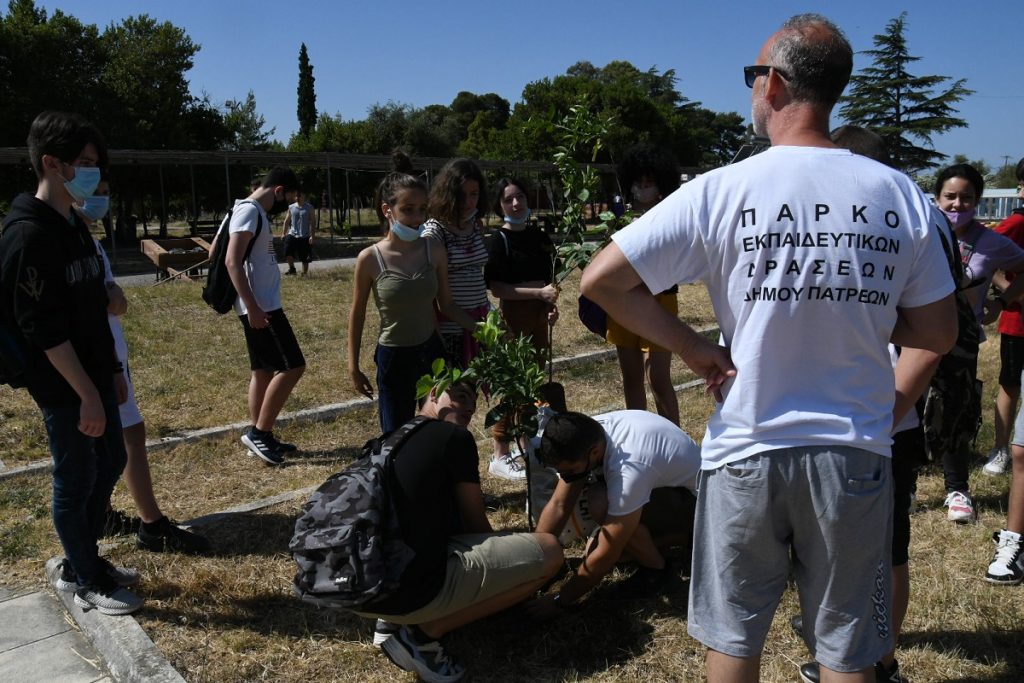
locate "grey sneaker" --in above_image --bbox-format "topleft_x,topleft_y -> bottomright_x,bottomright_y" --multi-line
74,575 -> 144,616
53,558 -> 140,592
983,447 -> 1011,476
381,626 -> 465,682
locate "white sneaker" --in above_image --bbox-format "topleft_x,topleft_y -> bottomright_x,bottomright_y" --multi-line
488,451 -> 526,480
986,529 -> 1024,585
983,447 -> 1011,476
945,490 -> 975,523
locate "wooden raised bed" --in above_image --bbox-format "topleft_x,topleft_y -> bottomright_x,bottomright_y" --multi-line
140,237 -> 212,281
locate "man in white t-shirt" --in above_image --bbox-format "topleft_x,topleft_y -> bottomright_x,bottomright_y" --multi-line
223,166 -> 306,466
526,410 -> 700,617
581,14 -> 957,683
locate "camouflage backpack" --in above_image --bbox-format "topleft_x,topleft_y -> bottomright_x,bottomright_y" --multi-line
290,416 -> 430,610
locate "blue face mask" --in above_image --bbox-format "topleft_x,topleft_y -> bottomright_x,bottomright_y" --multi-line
504,208 -> 532,225
391,221 -> 423,241
63,165 -> 101,202
77,195 -> 110,221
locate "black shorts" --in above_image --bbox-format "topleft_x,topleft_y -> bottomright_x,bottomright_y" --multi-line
239,308 -> 306,372
283,234 -> 311,262
1000,333 -> 1024,388
891,426 -> 923,567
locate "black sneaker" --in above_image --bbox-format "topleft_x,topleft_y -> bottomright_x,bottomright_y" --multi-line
875,660 -> 908,683
381,625 -> 465,682
136,516 -> 211,555
799,661 -> 907,683
74,573 -> 143,616
53,557 -> 140,592
799,662 -> 820,683
790,614 -> 804,638
241,427 -> 284,465
101,508 -> 141,538
373,618 -> 400,646
266,433 -> 297,453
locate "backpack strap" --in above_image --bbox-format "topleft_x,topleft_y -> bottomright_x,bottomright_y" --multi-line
376,415 -> 432,465
217,200 -> 264,264
499,229 -> 510,257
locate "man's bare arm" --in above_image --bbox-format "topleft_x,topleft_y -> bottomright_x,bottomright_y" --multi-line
890,295 -> 957,354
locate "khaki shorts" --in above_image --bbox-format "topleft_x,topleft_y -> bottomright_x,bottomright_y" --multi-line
359,532 -> 546,625
606,292 -> 678,353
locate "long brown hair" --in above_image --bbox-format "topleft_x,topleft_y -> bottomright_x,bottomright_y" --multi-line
428,158 -> 487,228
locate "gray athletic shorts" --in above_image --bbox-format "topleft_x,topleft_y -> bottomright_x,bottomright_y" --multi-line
687,446 -> 893,673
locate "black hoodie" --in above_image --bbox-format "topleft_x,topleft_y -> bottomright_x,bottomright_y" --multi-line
0,193 -> 117,405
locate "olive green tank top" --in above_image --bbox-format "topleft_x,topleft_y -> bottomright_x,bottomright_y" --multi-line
372,241 -> 438,347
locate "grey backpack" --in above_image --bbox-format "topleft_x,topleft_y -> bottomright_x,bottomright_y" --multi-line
290,416 -> 430,610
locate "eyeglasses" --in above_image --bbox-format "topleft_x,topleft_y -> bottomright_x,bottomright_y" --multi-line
744,64 -> 790,88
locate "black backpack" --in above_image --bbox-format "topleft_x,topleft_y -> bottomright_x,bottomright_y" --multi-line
290,416 -> 431,610
202,200 -> 263,314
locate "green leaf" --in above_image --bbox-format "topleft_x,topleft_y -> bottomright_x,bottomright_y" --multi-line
577,188 -> 590,202
431,357 -> 445,375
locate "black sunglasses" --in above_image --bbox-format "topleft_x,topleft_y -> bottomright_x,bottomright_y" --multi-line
559,468 -> 592,484
744,64 -> 790,88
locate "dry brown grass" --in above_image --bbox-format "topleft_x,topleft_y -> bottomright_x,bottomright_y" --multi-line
4,263 -> 1024,682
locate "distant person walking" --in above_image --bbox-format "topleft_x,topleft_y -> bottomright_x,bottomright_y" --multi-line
283,190 -> 316,276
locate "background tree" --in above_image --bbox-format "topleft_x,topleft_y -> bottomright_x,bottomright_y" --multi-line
839,12 -> 972,175
223,91 -> 275,151
297,42 -> 317,139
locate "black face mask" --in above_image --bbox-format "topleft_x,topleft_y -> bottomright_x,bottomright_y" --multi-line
269,191 -> 289,216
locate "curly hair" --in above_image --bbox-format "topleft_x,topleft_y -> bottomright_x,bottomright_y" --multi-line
617,143 -> 680,200
428,158 -> 487,227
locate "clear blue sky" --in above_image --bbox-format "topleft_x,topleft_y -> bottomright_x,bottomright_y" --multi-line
36,0 -> 1024,175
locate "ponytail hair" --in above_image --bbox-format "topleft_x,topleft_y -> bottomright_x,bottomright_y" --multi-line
374,172 -> 428,235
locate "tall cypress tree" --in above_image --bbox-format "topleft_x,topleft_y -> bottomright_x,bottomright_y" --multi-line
839,12 -> 972,175
297,43 -> 317,138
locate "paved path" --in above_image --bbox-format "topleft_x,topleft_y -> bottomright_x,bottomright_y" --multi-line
114,256 -> 356,287
0,586 -> 112,683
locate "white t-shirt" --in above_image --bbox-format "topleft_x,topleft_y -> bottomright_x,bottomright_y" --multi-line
595,410 -> 701,517
612,146 -> 954,468
225,200 -> 280,316
95,240 -> 128,364
287,202 -> 313,238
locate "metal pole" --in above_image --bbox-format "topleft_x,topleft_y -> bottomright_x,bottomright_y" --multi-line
189,163 -> 198,235
158,164 -> 167,238
344,169 -> 351,239
224,158 -> 231,209
326,154 -> 334,244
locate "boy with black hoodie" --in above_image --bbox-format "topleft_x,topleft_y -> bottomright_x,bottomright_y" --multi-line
0,111 -> 143,615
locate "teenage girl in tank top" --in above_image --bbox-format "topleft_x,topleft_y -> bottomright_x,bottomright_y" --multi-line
348,172 -> 476,433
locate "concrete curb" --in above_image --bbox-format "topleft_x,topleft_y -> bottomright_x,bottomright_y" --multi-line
44,559 -> 186,683
0,324 -> 718,482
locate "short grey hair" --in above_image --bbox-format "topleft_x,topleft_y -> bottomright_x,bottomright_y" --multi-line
768,14 -> 853,106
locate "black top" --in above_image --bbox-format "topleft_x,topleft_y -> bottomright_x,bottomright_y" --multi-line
370,420 -> 480,614
0,193 -> 116,404
484,225 -> 555,286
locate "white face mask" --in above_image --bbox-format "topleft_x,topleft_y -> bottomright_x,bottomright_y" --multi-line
63,165 -> 101,202
390,220 -> 424,241
504,208 -> 532,225
77,195 -> 110,221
